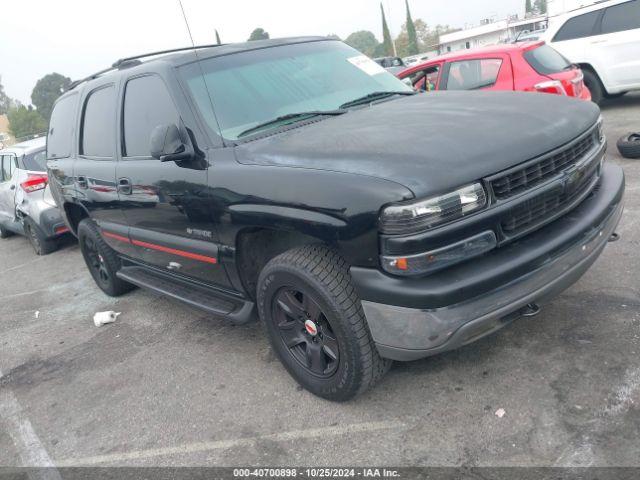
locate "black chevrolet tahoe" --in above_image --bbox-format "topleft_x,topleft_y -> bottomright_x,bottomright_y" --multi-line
47,37 -> 624,401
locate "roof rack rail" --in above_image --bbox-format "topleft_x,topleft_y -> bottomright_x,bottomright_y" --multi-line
66,43 -> 224,91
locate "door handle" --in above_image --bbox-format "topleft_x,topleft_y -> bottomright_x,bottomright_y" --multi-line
117,178 -> 132,195
77,176 -> 88,189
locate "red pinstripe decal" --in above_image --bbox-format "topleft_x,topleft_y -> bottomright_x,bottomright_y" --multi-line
103,231 -> 131,244
102,230 -> 217,265
131,239 -> 218,264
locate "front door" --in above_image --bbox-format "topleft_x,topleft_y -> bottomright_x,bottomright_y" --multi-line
0,154 -> 17,225
115,73 -> 229,287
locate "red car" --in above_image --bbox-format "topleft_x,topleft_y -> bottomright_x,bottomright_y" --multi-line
398,41 -> 591,101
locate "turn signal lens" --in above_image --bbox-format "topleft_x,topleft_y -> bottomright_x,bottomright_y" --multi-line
380,183 -> 487,235
382,231 -> 497,276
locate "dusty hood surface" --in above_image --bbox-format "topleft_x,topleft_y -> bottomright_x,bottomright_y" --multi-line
235,90 -> 600,198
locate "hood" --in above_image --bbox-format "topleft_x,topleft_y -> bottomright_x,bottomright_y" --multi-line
235,91 -> 601,198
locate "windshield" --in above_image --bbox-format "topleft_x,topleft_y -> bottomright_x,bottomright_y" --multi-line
524,44 -> 572,75
179,40 -> 412,141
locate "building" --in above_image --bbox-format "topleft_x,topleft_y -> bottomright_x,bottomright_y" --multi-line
438,15 -> 547,54
547,0 -> 602,16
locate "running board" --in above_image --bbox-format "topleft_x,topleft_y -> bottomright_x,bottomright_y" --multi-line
116,266 -> 255,324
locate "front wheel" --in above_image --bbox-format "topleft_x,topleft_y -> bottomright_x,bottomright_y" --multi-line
257,245 -> 391,401
78,219 -> 135,296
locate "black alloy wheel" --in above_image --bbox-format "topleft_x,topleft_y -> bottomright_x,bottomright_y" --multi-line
273,287 -> 340,378
83,234 -> 111,289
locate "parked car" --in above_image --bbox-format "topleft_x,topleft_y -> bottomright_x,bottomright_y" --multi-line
541,0 -> 640,104
0,137 -> 69,254
48,37 -> 624,401
397,41 -> 591,101
374,56 -> 406,74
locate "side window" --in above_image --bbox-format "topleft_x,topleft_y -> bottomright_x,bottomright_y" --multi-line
23,149 -> 47,171
47,93 -> 79,159
409,66 -> 440,92
601,1 -> 640,34
123,75 -> 180,158
1,155 -> 13,182
552,11 -> 601,41
445,59 -> 502,90
81,86 -> 116,158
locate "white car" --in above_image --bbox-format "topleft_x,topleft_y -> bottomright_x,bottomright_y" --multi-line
542,0 -> 640,103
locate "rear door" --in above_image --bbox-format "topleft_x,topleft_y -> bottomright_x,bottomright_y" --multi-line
0,154 -> 18,223
441,55 -> 513,91
595,0 -> 640,90
115,72 -> 228,286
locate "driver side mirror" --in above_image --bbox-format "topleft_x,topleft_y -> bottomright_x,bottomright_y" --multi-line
150,123 -> 194,162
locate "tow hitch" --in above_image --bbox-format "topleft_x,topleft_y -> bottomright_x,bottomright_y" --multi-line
521,303 -> 541,317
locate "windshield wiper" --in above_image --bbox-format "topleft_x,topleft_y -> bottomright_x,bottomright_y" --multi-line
237,110 -> 346,138
339,91 -> 415,109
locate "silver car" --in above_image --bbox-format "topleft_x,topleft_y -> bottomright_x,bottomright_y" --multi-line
0,137 -> 68,254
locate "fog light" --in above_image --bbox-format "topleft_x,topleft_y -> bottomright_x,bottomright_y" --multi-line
382,231 -> 497,276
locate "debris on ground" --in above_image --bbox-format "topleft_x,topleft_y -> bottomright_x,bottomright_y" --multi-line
495,408 -> 506,418
93,311 -> 121,327
34,311 -> 39,319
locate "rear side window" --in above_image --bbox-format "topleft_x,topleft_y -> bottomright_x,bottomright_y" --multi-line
553,11 -> 601,41
1,155 -> 15,182
601,1 -> 640,34
81,86 -> 116,158
445,59 -> 502,90
123,75 -> 180,157
47,93 -> 79,159
23,149 -> 47,171
524,45 -> 572,75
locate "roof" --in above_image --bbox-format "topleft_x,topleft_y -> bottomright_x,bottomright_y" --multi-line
68,37 -> 331,91
0,136 -> 46,155
427,41 -> 543,63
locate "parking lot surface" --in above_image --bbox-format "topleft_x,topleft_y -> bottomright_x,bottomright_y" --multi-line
1,94 -> 639,468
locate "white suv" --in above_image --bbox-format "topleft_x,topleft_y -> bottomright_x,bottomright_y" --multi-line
543,0 -> 640,103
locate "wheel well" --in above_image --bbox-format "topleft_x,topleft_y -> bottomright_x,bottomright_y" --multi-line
64,203 -> 89,235
236,228 -> 323,300
578,63 -> 606,89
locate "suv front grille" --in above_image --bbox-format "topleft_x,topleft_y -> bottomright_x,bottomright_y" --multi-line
501,169 -> 598,235
491,132 -> 595,199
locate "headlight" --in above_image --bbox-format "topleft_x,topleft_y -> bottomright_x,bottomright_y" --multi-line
380,183 -> 487,235
597,116 -> 605,144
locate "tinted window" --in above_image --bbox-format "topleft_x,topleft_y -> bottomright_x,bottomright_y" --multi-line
524,45 -> 572,74
553,11 -> 600,41
601,1 -> 640,34
23,149 -> 47,171
123,75 -> 180,157
445,59 -> 502,90
81,86 -> 116,157
1,155 -> 14,182
47,93 -> 79,159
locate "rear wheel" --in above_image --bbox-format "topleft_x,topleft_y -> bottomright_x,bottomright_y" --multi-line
23,217 -> 57,255
583,69 -> 604,105
0,224 -> 13,239
78,219 -> 134,296
257,245 -> 391,401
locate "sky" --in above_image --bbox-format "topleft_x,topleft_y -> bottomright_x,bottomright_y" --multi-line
0,0 -> 524,105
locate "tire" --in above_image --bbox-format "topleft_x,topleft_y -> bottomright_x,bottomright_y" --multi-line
617,133 -> 640,159
77,218 -> 135,296
583,69 -> 604,105
0,224 -> 13,239
257,245 -> 392,401
23,217 -> 57,255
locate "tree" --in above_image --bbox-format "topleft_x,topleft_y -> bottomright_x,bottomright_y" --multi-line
31,73 -> 71,123
405,0 -> 419,56
215,29 -> 222,45
380,3 -> 395,57
248,28 -> 270,41
0,76 -> 13,115
7,106 -> 46,139
535,0 -> 548,14
345,31 -> 379,57
525,0 -> 533,14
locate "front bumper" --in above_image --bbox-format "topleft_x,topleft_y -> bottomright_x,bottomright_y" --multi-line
352,163 -> 624,361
